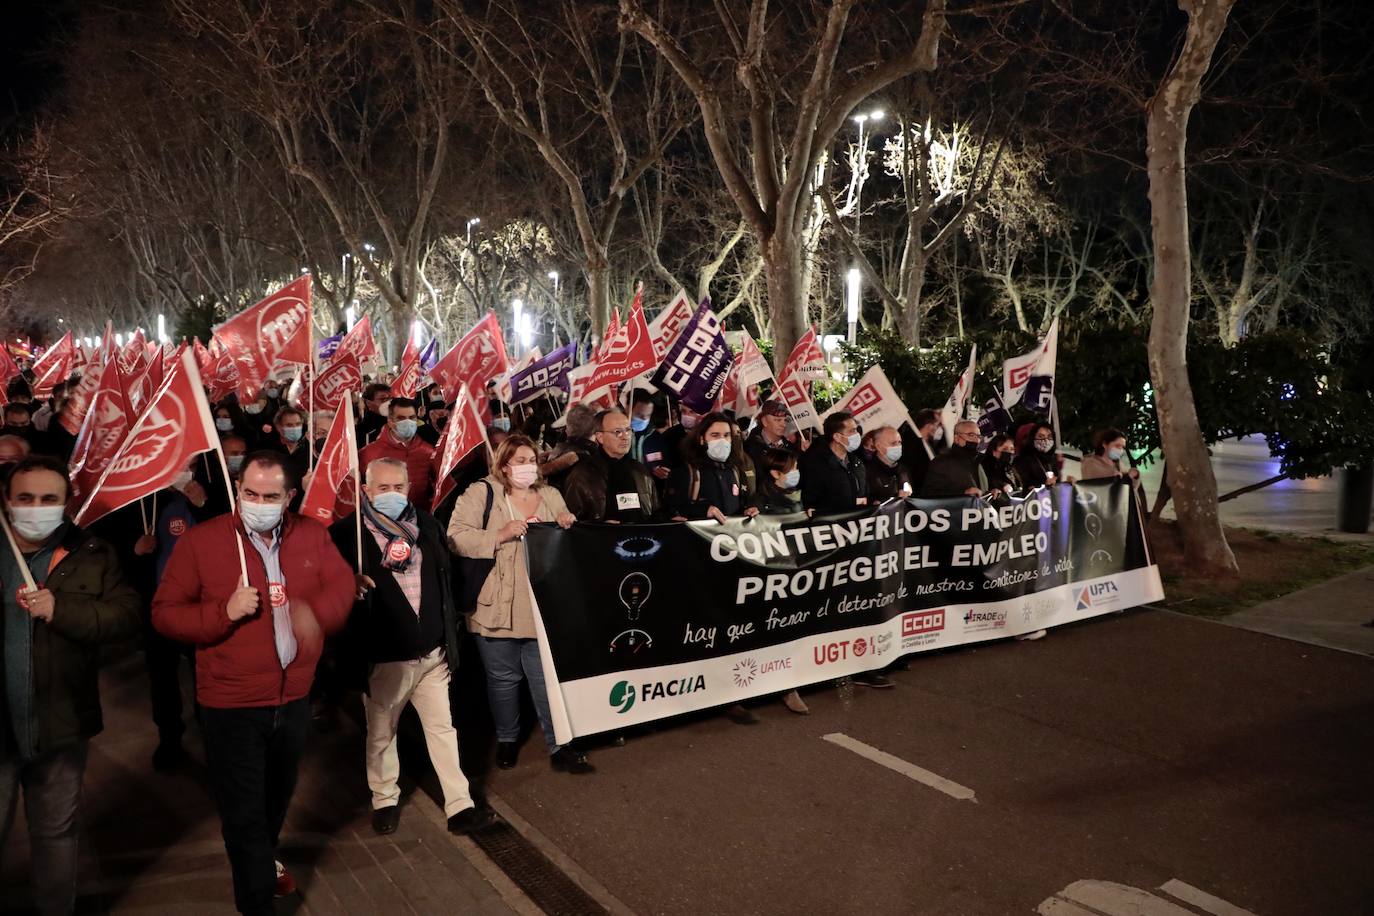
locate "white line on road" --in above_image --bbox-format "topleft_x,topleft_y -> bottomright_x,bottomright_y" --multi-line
821,733 -> 977,802
1159,879 -> 1259,916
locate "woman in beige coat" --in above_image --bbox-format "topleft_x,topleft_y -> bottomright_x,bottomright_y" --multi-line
447,434 -> 593,774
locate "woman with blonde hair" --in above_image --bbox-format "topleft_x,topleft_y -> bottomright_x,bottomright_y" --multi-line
447,434 -> 592,774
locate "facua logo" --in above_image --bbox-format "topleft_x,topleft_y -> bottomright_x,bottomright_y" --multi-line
641,675 -> 706,701
608,681 -> 636,713
1076,580 -> 1121,610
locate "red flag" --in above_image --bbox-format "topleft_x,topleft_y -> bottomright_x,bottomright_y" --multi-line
68,360 -> 133,504
778,327 -> 827,382
0,343 -> 20,386
310,351 -> 363,413
192,337 -> 211,373
74,350 -> 219,527
300,398 -> 358,525
333,315 -> 378,367
58,351 -> 103,437
586,291 -> 655,394
129,348 -> 166,414
432,389 -> 488,511
213,276 -> 313,401
392,333 -> 424,399
596,309 -> 621,362
430,312 -> 509,406
31,332 -> 76,397
117,330 -> 147,379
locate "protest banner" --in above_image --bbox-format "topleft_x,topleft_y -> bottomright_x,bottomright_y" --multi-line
526,481 -> 1161,743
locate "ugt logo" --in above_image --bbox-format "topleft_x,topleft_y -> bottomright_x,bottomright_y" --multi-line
608,680 -> 636,714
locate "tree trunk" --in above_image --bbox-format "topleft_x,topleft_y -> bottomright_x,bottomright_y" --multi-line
762,232 -> 805,372
585,261 -> 611,339
1145,0 -> 1238,577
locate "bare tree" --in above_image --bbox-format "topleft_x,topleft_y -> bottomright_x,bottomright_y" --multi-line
620,0 -> 949,368
1147,0 -> 1239,577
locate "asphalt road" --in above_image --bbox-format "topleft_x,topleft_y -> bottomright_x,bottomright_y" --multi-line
481,608 -> 1374,916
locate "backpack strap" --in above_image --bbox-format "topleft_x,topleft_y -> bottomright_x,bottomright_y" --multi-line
688,465 -> 701,503
481,480 -> 494,528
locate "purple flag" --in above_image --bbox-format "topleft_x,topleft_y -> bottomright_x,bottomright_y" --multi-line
649,297 -> 733,412
508,343 -> 577,406
317,334 -> 343,361
419,338 -> 439,371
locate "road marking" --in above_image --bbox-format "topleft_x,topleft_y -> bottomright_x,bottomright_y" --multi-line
821,733 -> 977,802
1159,879 -> 1259,916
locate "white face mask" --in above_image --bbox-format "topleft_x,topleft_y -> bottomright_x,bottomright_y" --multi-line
843,432 -> 861,453
239,500 -> 284,533
1034,439 -> 1055,454
172,470 -> 194,491
10,505 -> 65,542
507,464 -> 538,488
706,439 -> 732,463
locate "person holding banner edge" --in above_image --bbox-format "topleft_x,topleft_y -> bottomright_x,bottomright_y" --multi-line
447,435 -> 589,774
0,456 -> 142,916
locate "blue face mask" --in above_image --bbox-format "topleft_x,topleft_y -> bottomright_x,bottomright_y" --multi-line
492,417 -> 511,433
884,445 -> 903,463
215,417 -> 234,433
370,491 -> 409,520
281,426 -> 303,443
631,416 -> 650,433
393,419 -> 418,440
1106,447 -> 1125,461
781,468 -> 800,489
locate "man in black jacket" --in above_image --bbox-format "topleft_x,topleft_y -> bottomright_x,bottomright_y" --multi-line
559,409 -> 662,522
800,411 -> 868,514
920,420 -> 988,498
864,426 -> 914,500
330,458 -> 491,838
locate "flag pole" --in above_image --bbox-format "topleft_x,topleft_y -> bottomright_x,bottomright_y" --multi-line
0,511 -> 37,591
347,397 -> 363,575
210,440 -> 250,585
307,304 -> 316,473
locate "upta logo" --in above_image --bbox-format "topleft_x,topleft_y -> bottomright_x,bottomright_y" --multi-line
1076,580 -> 1121,610
608,681 -> 636,714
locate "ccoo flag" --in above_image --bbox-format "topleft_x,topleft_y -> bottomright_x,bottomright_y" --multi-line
649,297 -> 733,413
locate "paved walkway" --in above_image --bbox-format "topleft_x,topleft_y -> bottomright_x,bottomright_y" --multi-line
0,650 -> 532,915
1221,564 -> 1374,657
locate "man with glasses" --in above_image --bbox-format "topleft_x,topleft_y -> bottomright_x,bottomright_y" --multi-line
920,420 -> 988,498
559,408 -> 661,523
153,451 -> 355,913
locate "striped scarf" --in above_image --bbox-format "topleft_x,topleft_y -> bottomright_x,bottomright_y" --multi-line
361,498 -> 420,572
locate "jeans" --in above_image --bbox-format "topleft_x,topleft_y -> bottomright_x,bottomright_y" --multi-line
472,636 -> 559,753
0,741 -> 89,916
364,648 -> 474,817
200,698 -> 310,916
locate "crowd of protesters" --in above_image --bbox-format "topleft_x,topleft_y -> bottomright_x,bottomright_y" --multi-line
0,368 -> 1143,915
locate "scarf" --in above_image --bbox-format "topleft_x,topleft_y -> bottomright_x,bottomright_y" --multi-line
361,498 -> 420,573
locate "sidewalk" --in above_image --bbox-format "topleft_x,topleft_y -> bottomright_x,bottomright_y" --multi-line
0,650 -> 531,915
1220,563 -> 1374,657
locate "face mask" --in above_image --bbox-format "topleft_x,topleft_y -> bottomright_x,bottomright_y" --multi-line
431,414 -> 448,430
377,399 -> 392,417
171,470 -> 194,491
370,491 -> 408,520
243,403 -> 264,415
932,427 -> 944,441
844,432 -> 861,453
681,414 -> 698,430
508,463 -> 539,488
1034,439 -> 1055,454
999,452 -> 1014,467
493,416 -> 511,433
958,439 -> 978,453
265,387 -> 280,399
239,500 -> 284,533
781,468 -> 800,489
1107,447 -> 1125,462
281,426 -> 303,443
9,505 -> 65,542
631,416 -> 650,433
706,439 -> 732,463
226,455 -> 245,474
393,419 -> 418,440
884,445 -> 903,463
215,417 -> 234,433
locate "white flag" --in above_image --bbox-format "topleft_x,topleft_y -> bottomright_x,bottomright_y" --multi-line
941,344 -> 977,442
1001,316 -> 1059,409
820,365 -> 915,433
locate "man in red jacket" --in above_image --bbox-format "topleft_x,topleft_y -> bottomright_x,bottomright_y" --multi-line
152,451 -> 354,915
358,397 -> 436,506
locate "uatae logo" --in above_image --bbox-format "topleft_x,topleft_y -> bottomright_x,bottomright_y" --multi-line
1076,580 -> 1121,610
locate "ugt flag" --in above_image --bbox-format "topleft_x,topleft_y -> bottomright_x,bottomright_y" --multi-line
300,398 -> 358,525
31,332 -> 76,398
509,343 -> 577,406
213,275 -> 313,402
430,312 -> 509,408
74,349 -> 220,527
585,289 -> 655,394
649,297 -> 733,413
433,389 -> 489,511
310,351 -> 363,413
68,359 -> 133,504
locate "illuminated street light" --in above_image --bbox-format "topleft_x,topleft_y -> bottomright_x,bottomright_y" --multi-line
846,267 -> 862,345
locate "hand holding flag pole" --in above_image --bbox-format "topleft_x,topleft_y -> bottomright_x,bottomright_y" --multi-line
0,511 -> 38,592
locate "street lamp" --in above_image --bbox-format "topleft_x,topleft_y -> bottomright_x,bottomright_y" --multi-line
848,107 -> 886,260
157,313 -> 168,343
518,313 -> 533,350
345,305 -> 356,330
466,218 -> 481,246
846,267 -> 862,344
512,298 -> 524,353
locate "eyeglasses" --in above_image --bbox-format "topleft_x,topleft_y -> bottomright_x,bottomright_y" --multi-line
601,428 -> 632,438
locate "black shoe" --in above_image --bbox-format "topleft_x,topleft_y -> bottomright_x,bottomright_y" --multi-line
726,703 -> 760,725
448,806 -> 496,835
371,805 -> 401,835
550,746 -> 595,774
853,672 -> 895,689
495,741 -> 519,770
152,740 -> 187,772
